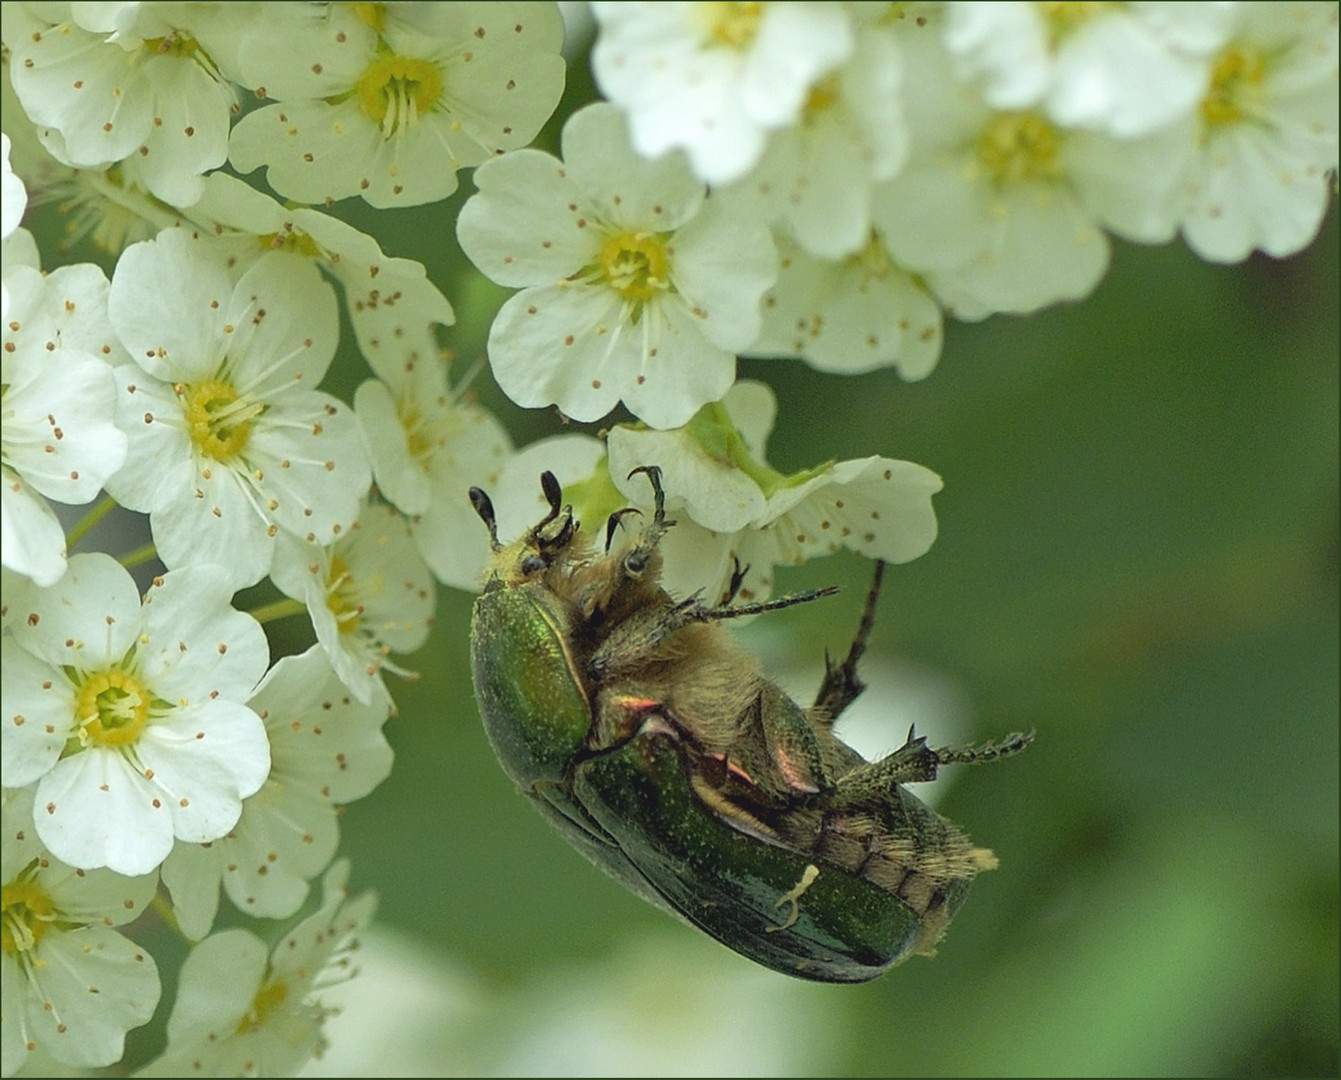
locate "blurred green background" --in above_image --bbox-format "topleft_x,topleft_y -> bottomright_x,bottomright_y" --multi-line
32,51 -> 1338,1080
325,66 -> 1338,1076
321,186 -> 1338,1078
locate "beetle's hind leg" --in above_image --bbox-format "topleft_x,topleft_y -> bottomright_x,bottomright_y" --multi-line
935,729 -> 1035,766
824,726 -> 942,809
811,560 -> 885,727
827,726 -> 1036,810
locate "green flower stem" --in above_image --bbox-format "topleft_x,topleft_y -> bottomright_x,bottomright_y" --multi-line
247,596 -> 307,625
65,494 -> 118,549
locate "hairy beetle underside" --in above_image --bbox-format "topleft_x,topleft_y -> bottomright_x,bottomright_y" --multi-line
468,467 -> 1032,980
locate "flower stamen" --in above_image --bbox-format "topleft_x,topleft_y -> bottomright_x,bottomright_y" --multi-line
977,113 -> 1062,185
600,232 -> 671,302
1202,47 -> 1265,128
1,880 -> 56,954
356,56 -> 443,138
75,668 -> 150,748
182,380 -> 261,462
699,1 -> 765,50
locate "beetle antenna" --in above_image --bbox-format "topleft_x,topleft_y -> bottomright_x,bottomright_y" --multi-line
549,506 -> 578,551
605,507 -> 643,553
537,471 -> 563,528
468,487 -> 501,551
627,465 -> 667,525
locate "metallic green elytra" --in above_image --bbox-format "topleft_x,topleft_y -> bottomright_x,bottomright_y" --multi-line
467,467 -> 1031,983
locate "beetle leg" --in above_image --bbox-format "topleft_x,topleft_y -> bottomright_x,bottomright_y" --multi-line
605,507 -> 643,553
823,727 -> 943,809
587,587 -> 836,682
627,464 -> 669,525
811,561 -> 885,726
717,556 -> 749,606
934,729 -> 1035,766
702,586 -> 840,622
755,683 -> 829,796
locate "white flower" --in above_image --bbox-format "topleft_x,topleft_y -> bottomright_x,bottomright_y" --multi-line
715,22 -> 908,259
1178,1 -> 1340,262
1,788 -> 161,1076
227,1 -> 566,208
942,1 -> 1232,138
183,171 -> 456,379
1,552 -> 271,876
590,1 -> 855,184
876,19 -> 1187,315
6,3 -> 238,207
104,227 -> 371,591
161,646 -> 392,939
1,133 -> 26,241
1,260 -> 129,586
353,360 -> 512,591
140,859 -> 376,1078
270,501 -> 435,708
749,230 -> 942,379
457,102 -> 778,429
602,380 -> 943,604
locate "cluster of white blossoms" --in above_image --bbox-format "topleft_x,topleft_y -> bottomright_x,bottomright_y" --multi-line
0,1 -> 1335,1075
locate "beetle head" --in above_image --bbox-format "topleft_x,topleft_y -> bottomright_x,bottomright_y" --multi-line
470,471 -> 591,590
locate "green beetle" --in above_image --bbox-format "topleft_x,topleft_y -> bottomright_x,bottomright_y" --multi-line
468,467 -> 1030,983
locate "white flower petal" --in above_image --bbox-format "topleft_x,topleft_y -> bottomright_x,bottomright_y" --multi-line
136,699 -> 271,840
0,469 -> 68,586
36,748 -> 176,875
1,637 -> 75,787
108,230 -> 232,384
138,565 -> 269,703
458,149 -> 599,287
6,552 -> 142,669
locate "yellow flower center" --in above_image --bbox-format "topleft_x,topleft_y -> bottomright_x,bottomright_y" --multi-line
356,55 -> 443,135
326,555 -> 364,635
142,33 -> 201,60
856,233 -> 895,280
1,880 -> 55,954
183,380 -> 257,462
1037,1 -> 1110,42
349,2 -> 386,33
1201,46 -> 1265,127
699,1 -> 766,49
239,979 -> 289,1034
75,668 -> 150,748
802,75 -> 840,121
977,112 -> 1062,185
600,232 -> 671,302
258,231 -> 323,258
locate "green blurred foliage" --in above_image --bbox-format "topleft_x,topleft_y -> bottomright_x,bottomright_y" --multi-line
331,197 -> 1337,1076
